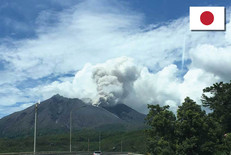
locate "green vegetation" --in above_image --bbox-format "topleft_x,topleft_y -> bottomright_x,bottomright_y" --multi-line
0,129 -> 146,153
146,81 -> 231,155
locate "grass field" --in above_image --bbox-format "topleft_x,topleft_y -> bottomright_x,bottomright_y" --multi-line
0,129 -> 147,154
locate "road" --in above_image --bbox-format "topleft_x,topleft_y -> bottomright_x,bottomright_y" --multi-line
0,152 -> 143,155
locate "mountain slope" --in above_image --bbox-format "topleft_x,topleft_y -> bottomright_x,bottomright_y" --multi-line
0,95 -> 146,137
100,103 -> 146,124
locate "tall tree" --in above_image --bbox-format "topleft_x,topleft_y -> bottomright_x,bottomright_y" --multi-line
145,104 -> 176,155
175,97 -> 218,155
202,81 -> 231,132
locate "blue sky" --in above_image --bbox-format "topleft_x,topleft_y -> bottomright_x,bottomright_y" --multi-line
0,0 -> 231,118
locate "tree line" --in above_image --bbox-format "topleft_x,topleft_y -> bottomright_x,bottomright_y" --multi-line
145,81 -> 231,155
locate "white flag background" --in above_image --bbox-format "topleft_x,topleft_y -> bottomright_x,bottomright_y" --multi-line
190,7 -> 225,30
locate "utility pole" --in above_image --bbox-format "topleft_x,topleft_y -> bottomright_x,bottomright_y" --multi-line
99,132 -> 101,151
69,105 -> 87,153
88,138 -> 90,152
121,140 -> 122,152
70,111 -> 72,152
34,100 -> 40,155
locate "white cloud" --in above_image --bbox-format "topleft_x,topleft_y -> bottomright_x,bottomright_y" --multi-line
0,102 -> 34,118
0,0 -> 191,83
179,68 -> 220,105
190,44 -> 231,81
0,85 -> 29,106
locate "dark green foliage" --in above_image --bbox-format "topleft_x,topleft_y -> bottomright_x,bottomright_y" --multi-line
175,97 -> 222,155
222,133 -> 231,154
146,104 -> 176,154
175,97 -> 205,155
145,98 -> 227,154
202,81 -> 231,133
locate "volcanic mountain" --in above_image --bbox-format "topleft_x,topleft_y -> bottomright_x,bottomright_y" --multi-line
0,94 -> 146,137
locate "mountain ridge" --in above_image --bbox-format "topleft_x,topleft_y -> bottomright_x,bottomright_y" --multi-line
0,94 -> 146,137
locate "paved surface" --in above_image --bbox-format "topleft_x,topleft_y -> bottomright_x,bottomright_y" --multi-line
0,152 -> 142,155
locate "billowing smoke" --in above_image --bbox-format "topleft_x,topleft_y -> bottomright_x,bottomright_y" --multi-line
91,57 -> 140,105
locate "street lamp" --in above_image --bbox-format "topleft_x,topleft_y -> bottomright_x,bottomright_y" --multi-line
70,105 -> 87,152
88,138 -> 90,152
70,111 -> 72,152
121,140 -> 122,152
99,132 -> 101,151
34,100 -> 40,155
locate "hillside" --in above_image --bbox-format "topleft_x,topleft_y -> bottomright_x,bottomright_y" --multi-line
0,95 -> 146,137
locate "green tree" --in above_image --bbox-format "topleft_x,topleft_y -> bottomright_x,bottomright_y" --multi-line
175,97 -> 220,155
200,116 -> 223,154
222,133 -> 231,154
145,104 -> 176,155
202,81 -> 231,133
145,80 -> 231,155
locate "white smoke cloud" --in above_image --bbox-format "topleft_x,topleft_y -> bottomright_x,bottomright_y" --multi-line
92,57 -> 140,105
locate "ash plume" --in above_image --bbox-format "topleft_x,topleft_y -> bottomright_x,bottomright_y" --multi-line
92,57 -> 140,106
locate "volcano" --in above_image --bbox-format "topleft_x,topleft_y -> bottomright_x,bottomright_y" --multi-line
0,94 -> 146,137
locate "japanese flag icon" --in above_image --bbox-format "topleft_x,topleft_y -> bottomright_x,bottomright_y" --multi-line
190,7 -> 225,30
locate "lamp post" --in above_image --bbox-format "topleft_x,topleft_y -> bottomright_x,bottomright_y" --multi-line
34,100 -> 40,155
70,111 -> 72,152
121,140 -> 122,152
88,138 -> 90,152
69,105 -> 87,153
99,132 -> 101,151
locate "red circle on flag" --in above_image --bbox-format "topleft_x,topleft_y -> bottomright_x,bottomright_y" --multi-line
200,11 -> 214,25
